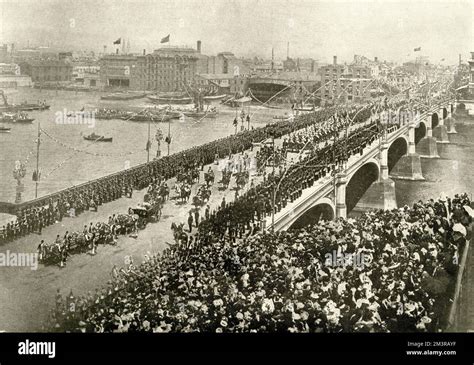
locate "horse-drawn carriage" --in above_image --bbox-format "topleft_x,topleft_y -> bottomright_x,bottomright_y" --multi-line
192,184 -> 212,207
128,200 -> 162,229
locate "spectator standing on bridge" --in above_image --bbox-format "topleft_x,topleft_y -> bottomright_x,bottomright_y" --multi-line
194,209 -> 200,228
188,212 -> 193,233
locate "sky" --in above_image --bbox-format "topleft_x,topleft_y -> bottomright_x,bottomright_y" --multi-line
0,0 -> 472,64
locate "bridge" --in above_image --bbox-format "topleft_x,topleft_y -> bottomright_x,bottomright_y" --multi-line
266,99 -> 458,231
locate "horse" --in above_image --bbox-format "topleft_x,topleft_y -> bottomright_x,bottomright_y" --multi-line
170,222 -> 188,244
179,184 -> 191,203
220,170 -> 231,190
190,168 -> 200,183
204,171 -> 215,187
159,184 -> 170,201
235,171 -> 249,190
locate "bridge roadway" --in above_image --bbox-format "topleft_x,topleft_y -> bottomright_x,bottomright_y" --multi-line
266,100 -> 457,231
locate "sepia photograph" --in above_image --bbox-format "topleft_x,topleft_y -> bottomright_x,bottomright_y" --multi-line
0,0 -> 473,360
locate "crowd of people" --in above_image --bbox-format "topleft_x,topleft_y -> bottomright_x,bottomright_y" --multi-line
48,193 -> 472,332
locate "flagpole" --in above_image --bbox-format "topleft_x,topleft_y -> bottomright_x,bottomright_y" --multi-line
35,121 -> 40,199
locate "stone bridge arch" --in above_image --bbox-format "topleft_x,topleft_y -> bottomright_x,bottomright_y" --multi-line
442,107 -> 448,119
287,197 -> 335,230
345,160 -> 380,214
387,136 -> 408,172
415,120 -> 426,144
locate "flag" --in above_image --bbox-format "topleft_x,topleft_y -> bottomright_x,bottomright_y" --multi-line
113,38 -> 121,45
160,34 -> 170,44
414,47 -> 421,52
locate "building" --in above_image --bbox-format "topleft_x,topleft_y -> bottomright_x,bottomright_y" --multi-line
0,63 -> 20,75
319,56 -> 371,106
283,57 -> 317,73
195,73 -> 248,95
0,75 -> 32,88
99,54 -> 137,88
130,46 -> 199,92
206,52 -> 250,75
19,59 -> 72,83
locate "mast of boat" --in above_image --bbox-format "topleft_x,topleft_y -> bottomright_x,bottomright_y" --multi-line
35,121 -> 41,198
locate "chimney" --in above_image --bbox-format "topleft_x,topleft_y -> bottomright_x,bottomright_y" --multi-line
197,40 -> 201,54
143,49 -> 146,56
333,56 -> 337,66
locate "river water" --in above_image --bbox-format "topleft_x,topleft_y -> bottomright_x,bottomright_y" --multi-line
394,119 -> 474,207
0,88 -> 289,206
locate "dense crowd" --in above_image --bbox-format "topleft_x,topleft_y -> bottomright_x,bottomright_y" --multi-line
48,193 -> 472,332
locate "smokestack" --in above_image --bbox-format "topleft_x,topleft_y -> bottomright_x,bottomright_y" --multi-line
333,56 -> 337,66
374,56 -> 378,62
272,47 -> 274,70
287,42 -> 289,60
143,49 -> 146,56
197,40 -> 201,53
116,48 -> 119,55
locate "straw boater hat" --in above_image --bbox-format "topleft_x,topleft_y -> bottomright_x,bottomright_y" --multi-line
463,205 -> 474,218
452,223 -> 467,237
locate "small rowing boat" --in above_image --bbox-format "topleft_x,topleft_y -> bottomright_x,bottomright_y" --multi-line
83,132 -> 113,142
0,124 -> 11,133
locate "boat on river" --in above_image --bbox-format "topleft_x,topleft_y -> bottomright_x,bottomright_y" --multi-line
182,107 -> 218,119
147,93 -> 193,105
101,92 -> 147,101
83,132 -> 113,142
203,94 -> 227,102
121,112 -> 172,122
0,124 -> 11,132
0,112 -> 35,124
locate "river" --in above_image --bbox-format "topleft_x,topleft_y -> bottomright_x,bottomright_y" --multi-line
0,88 -> 289,206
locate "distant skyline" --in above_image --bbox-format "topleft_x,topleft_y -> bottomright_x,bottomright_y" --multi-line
0,0 -> 472,64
